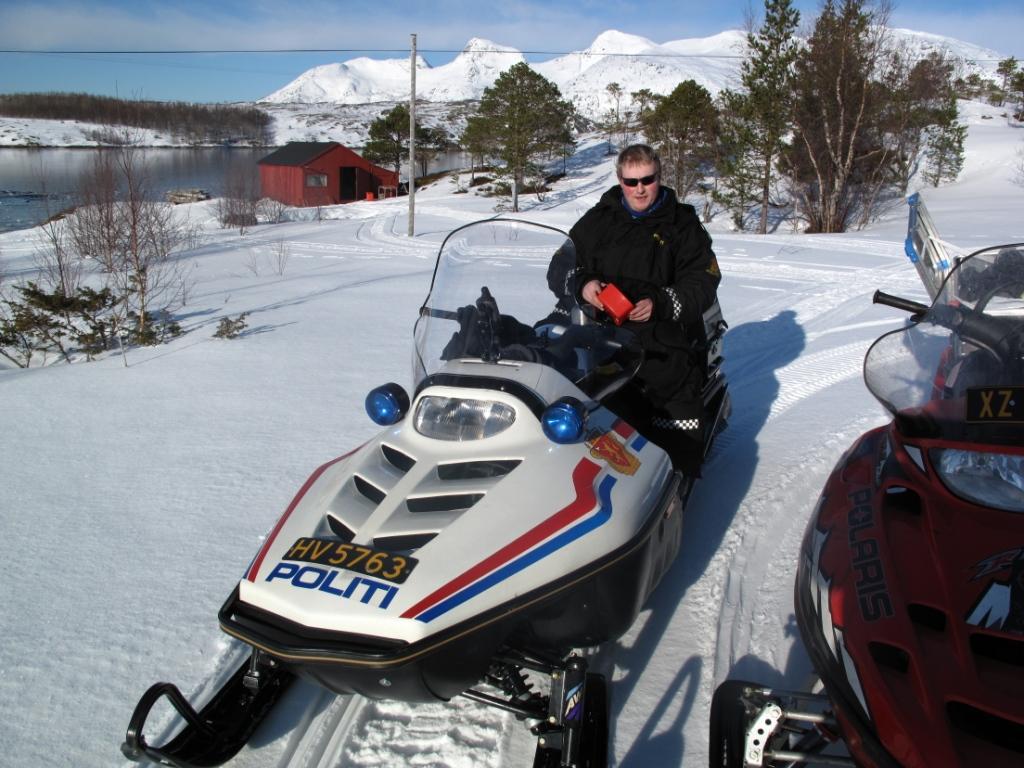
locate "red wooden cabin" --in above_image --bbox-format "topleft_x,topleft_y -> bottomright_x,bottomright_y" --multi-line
258,142 -> 399,207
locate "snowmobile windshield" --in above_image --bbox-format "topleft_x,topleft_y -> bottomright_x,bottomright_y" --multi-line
413,219 -> 643,401
864,243 -> 1024,445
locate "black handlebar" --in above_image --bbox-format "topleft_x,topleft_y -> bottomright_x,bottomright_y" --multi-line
873,290 -> 1018,364
873,290 -> 929,316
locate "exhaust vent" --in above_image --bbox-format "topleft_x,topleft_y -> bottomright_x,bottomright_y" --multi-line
407,493 -> 484,513
437,459 -> 521,480
947,701 -> 1024,755
907,603 -> 947,632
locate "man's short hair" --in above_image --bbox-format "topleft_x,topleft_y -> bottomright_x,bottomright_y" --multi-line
616,144 -> 661,178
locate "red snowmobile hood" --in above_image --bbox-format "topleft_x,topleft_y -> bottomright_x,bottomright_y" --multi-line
803,422 -> 1024,768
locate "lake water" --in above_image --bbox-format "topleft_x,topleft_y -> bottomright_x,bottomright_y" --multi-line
0,147 -> 468,234
0,147 -> 266,234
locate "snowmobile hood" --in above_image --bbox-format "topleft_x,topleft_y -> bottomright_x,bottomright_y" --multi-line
797,423 -> 1024,767
235,359 -> 674,646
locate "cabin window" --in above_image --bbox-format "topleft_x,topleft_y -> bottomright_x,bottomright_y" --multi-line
305,173 -> 328,187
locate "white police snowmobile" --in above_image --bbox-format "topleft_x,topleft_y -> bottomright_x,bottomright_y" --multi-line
122,219 -> 730,768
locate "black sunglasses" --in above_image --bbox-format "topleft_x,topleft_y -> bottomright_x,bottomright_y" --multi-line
620,173 -> 658,187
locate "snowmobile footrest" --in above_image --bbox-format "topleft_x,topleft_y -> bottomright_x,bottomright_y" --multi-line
121,654 -> 293,768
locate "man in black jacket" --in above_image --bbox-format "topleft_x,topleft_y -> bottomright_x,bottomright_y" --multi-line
571,144 -> 721,475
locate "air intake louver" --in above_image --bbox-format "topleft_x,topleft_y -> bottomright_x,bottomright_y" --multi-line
322,447 -> 522,554
971,633 -> 1024,667
382,444 -> 416,472
327,515 -> 356,542
353,475 -> 386,505
907,603 -> 947,632
882,486 -> 922,515
437,459 -> 521,480
374,533 -> 437,552
948,701 -> 1024,755
868,641 -> 910,674
407,493 -> 485,513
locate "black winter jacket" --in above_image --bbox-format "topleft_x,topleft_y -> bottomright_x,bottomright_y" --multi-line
570,185 -> 720,353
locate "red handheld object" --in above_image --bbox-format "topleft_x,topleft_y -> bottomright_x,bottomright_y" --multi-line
597,283 -> 634,325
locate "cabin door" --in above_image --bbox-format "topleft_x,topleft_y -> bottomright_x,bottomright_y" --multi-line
340,167 -> 357,200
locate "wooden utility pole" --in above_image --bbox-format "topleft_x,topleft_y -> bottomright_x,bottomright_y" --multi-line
408,33 -> 416,237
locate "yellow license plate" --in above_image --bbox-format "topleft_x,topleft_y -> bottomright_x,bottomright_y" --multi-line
282,537 -> 418,583
966,387 -> 1024,422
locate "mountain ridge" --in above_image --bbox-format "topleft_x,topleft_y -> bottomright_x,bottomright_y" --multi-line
260,27 -> 1006,121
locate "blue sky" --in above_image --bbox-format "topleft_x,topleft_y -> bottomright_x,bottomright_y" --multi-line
0,0 -> 1020,103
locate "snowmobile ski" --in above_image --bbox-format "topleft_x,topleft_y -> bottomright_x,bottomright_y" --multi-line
121,652 -> 293,768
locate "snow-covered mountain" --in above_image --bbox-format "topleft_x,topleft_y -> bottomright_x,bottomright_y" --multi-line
260,30 -> 747,120
260,28 -> 1006,121
263,38 -> 525,104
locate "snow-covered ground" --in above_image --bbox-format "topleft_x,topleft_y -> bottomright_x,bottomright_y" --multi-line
1,99 -> 1022,768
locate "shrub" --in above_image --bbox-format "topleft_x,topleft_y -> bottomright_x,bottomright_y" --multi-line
213,313 -> 248,339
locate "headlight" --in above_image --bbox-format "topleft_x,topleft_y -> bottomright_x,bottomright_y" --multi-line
932,448 -> 1024,512
413,396 -> 516,441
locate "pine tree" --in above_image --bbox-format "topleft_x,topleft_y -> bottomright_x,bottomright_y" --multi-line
996,58 -> 1018,106
474,63 -> 573,212
714,90 -> 763,230
1012,70 -> 1024,119
740,0 -> 801,233
923,104 -> 966,187
784,0 -> 890,233
459,116 -> 492,184
630,89 -> 657,122
603,82 -> 625,152
882,51 -> 958,192
643,80 -> 716,199
363,104 -> 417,178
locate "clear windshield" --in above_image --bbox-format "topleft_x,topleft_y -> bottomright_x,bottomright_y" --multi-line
413,219 -> 643,400
864,244 -> 1024,444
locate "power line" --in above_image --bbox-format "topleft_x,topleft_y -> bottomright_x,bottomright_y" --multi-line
1,47 -> 1012,63
3,47 -> 748,58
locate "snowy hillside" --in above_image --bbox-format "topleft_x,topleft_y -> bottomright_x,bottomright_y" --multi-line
1,97 -> 1022,768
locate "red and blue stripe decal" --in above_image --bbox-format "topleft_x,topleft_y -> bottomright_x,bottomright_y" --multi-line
613,418 -> 647,452
400,458 -> 616,623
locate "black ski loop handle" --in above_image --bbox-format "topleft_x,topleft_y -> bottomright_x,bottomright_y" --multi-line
122,681 -> 216,760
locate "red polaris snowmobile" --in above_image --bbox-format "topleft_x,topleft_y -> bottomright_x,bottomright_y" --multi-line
121,219 -> 731,768
709,234 -> 1024,767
